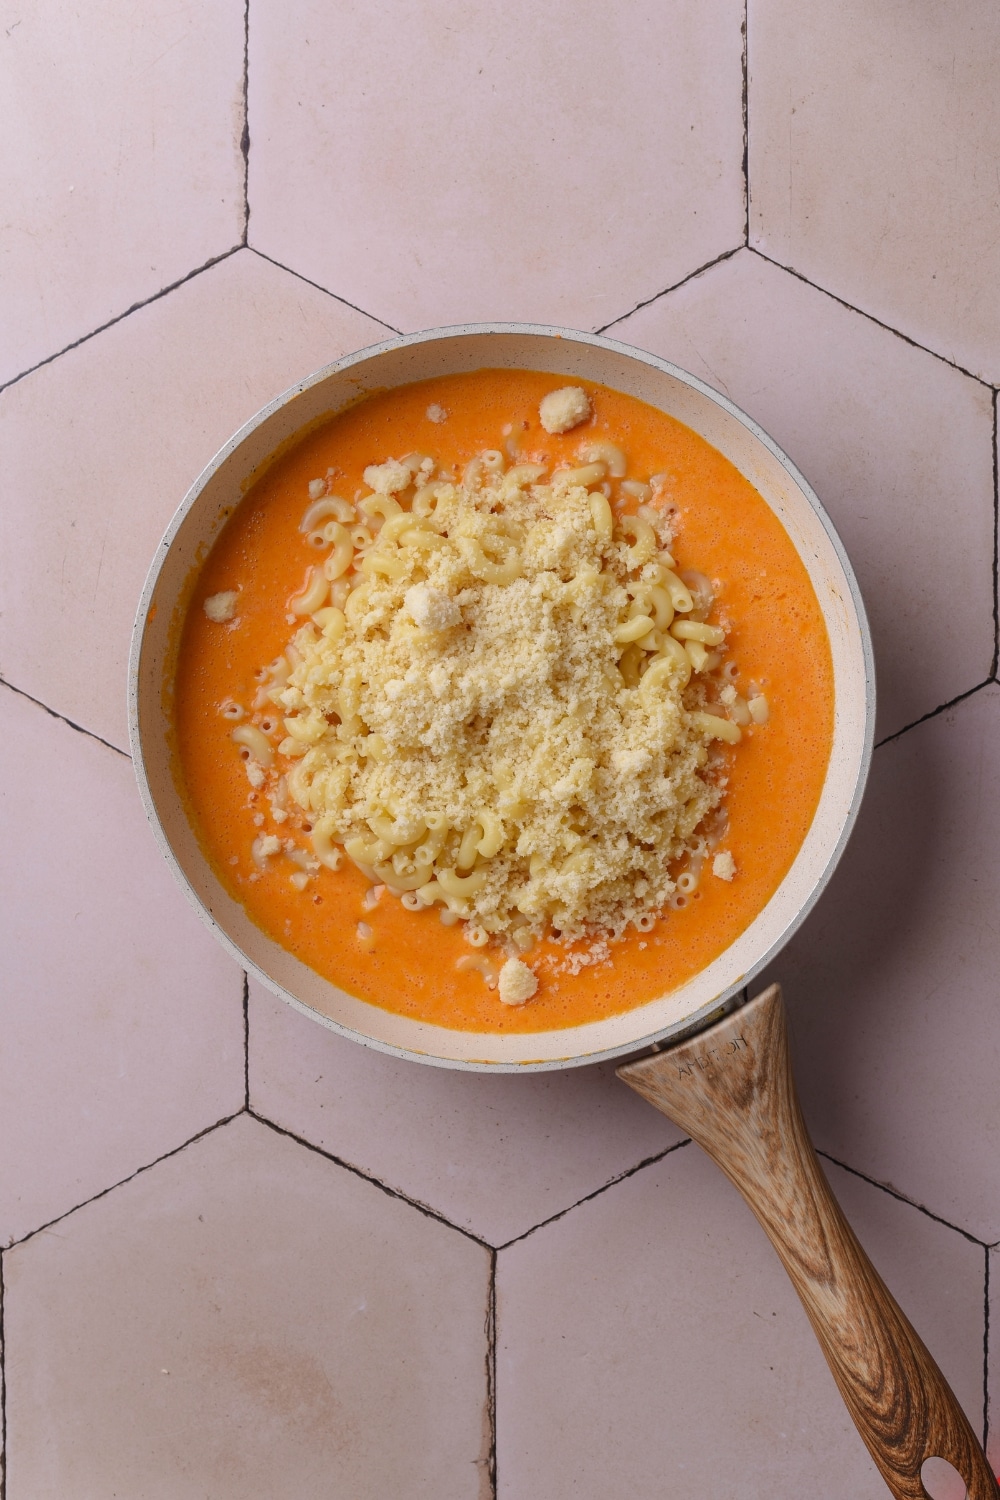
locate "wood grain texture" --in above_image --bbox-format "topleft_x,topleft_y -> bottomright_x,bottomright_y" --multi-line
617,984 -> 997,1500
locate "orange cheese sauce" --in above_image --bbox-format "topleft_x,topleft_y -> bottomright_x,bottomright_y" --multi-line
173,369 -> 833,1033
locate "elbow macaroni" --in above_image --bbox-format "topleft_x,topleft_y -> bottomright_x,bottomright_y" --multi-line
230,410 -> 769,961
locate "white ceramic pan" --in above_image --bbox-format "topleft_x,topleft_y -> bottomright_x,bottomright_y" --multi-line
129,324 -> 872,1070
129,327 -> 995,1498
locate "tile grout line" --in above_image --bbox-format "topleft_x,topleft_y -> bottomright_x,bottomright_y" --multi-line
748,245 -> 995,391
0,677 -> 129,760
815,1150 -> 989,1247
246,1110 -> 492,1248
873,679 -> 993,751
240,0 -> 250,245
495,1137 -> 693,1252
595,246 -> 743,335
741,0 -> 749,245
0,246 -> 243,398
984,1247 -> 991,1454
991,389 -> 999,680
242,974 -> 250,1111
247,248 -> 403,335
4,1112 -> 244,1254
0,1250 -> 6,1500
593,236 -> 1000,399
486,1250 -> 497,1500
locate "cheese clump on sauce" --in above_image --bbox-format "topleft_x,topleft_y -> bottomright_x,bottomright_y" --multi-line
204,589 -> 239,623
277,449 -> 731,947
539,386 -> 591,434
498,957 -> 539,1006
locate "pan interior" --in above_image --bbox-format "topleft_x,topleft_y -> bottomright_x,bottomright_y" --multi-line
129,326 -> 873,1071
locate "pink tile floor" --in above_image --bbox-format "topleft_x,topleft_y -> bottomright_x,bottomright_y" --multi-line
1,2 -> 998,1496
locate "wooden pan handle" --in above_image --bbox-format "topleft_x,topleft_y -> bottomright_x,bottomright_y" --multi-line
617,984 -> 997,1500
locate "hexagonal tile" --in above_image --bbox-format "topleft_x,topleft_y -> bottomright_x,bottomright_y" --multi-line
0,685 -> 244,1247
761,683 -> 1000,1243
611,250 -> 995,740
0,249 -> 389,753
248,980 -> 685,1247
747,0 -> 1000,384
247,0 -> 746,333
3,1114 -> 491,1499
496,1145 -> 985,1498
0,0 -> 245,388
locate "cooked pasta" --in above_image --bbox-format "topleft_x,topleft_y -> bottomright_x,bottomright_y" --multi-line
226,409 -> 769,968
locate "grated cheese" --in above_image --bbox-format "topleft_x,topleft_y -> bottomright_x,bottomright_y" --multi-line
204,590 -> 238,623
498,957 -> 538,1006
539,386 -> 592,434
279,450 -> 730,945
404,583 -> 461,631
363,459 -> 412,495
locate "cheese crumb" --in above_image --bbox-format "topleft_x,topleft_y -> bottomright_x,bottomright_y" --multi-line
404,583 -> 461,631
251,834 -> 281,866
363,459 -> 412,495
426,404 -> 448,423
498,958 -> 538,1007
539,386 -> 591,435
712,850 -> 737,881
203,590 -> 238,623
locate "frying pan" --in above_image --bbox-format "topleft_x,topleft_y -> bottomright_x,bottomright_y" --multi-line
129,326 -> 996,1498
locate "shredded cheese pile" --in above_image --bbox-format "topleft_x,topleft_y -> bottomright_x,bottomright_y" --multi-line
274,450 -> 732,944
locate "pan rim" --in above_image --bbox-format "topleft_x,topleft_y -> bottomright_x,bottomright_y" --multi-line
128,322 -> 875,1072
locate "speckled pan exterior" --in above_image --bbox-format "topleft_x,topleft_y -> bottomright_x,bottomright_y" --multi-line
128,325 -> 875,1070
